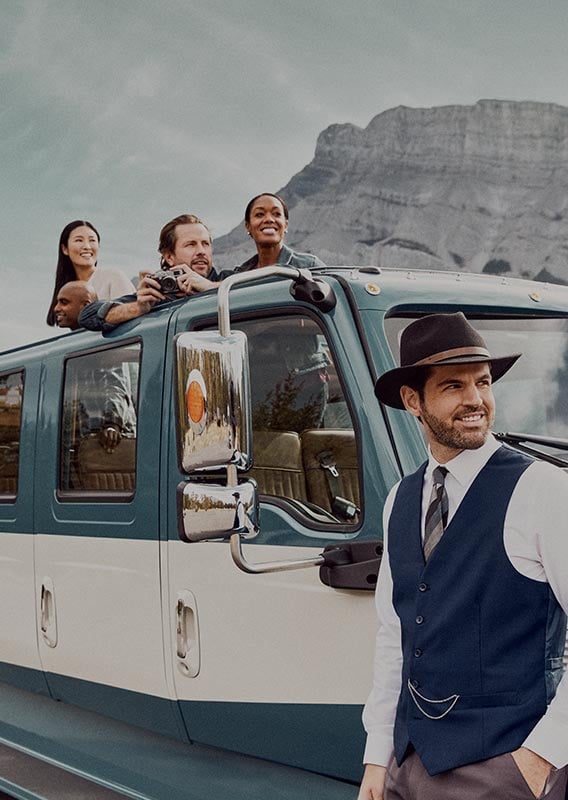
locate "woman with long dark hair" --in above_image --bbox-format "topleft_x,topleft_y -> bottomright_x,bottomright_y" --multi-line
46,220 -> 134,326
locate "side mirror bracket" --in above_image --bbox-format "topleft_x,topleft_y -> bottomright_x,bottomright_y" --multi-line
290,275 -> 337,312
319,540 -> 382,590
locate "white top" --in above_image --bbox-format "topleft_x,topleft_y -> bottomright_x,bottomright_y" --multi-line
362,434 -> 568,769
87,268 -> 135,300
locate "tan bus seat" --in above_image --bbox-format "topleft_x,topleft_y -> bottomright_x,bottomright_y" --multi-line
77,435 -> 136,492
0,477 -> 17,494
0,448 -> 18,494
250,430 -> 307,501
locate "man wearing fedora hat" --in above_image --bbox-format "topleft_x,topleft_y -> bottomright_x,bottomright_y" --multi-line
359,312 -> 568,800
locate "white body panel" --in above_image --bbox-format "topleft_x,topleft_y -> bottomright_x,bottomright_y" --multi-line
167,540 -> 375,704
0,533 -> 40,670
35,535 -> 170,697
1,532 -> 375,707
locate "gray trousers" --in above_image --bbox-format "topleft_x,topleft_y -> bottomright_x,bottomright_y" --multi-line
384,750 -> 568,800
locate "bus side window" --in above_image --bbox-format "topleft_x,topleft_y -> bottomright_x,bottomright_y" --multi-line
59,344 -> 140,498
234,315 -> 361,527
0,371 -> 24,500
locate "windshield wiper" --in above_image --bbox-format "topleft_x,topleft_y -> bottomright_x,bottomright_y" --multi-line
494,432 -> 568,468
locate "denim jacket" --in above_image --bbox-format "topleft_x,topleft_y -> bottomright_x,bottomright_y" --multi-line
222,243 -> 325,277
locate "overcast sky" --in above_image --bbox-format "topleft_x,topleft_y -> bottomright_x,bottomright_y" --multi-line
3,0 -> 568,350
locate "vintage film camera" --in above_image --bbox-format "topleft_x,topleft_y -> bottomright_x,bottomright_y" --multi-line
149,266 -> 185,295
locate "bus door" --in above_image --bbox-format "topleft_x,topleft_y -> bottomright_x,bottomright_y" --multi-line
163,294 -> 398,782
0,351 -> 47,694
34,329 -> 185,740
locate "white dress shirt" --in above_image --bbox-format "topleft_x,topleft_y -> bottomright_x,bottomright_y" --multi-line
362,435 -> 568,769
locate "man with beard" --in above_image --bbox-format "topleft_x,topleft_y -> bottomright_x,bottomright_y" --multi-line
359,312 -> 568,800
79,214 -> 217,332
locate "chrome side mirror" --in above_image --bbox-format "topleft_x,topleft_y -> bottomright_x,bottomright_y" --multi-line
178,480 -> 259,542
175,330 -> 252,472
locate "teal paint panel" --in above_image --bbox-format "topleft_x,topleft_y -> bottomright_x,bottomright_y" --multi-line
45,671 -> 185,741
0,663 -> 50,696
0,683 -> 359,800
183,700 -> 365,783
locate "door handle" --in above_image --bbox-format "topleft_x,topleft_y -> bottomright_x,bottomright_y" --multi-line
40,577 -> 58,648
175,590 -> 200,677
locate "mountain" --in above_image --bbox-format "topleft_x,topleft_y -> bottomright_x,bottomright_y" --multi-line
213,99 -> 568,283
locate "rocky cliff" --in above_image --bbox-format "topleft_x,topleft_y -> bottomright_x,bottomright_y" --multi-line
213,99 -> 568,283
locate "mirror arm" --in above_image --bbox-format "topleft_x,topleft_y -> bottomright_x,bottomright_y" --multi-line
229,532 -> 326,574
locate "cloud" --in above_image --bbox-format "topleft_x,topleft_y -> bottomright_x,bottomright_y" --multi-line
4,0 -> 568,350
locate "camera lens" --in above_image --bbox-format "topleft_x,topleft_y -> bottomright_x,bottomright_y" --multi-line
160,274 -> 178,293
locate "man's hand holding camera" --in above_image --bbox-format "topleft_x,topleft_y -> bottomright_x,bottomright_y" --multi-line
94,264 -> 218,329
136,267 -> 184,311
138,264 -> 216,308
135,272 -> 167,312
167,263 -> 218,295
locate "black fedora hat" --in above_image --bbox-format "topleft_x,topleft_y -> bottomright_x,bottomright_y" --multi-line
375,312 -> 521,409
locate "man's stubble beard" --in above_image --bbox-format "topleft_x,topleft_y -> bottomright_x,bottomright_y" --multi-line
421,404 -> 494,452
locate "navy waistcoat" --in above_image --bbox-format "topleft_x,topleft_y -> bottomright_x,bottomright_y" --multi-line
389,446 -> 566,775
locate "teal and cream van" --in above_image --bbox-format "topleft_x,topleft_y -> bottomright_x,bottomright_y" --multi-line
0,265 -> 567,799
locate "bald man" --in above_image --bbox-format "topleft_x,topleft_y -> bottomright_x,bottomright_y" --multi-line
54,281 -> 98,330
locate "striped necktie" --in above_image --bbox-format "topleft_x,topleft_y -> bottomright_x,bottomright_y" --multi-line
423,466 -> 449,560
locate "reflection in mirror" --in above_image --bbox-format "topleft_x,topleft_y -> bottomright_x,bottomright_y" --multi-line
175,331 -> 252,472
178,479 -> 259,542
